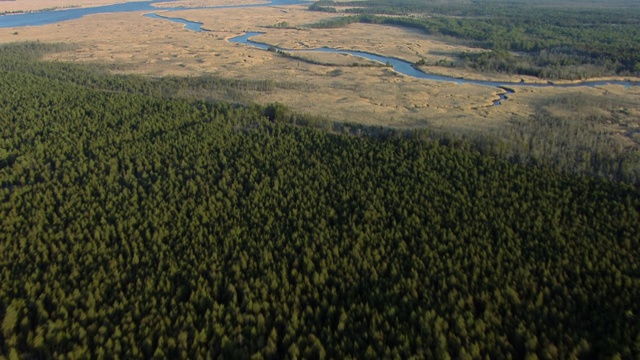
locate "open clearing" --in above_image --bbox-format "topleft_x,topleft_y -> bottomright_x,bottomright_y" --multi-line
1,1 -> 638,135
0,0 -> 144,13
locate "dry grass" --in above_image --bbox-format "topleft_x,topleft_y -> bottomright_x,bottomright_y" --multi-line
152,0 -> 268,8
0,1 -> 638,136
0,0 -> 270,13
0,0 -> 145,13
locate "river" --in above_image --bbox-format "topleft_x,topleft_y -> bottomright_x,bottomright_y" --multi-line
0,0 -> 304,28
2,0 -> 638,105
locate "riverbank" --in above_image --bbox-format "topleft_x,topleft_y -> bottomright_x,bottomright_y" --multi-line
0,0 -> 145,14
151,0 -> 268,8
415,64 -> 640,86
1,2 -> 638,141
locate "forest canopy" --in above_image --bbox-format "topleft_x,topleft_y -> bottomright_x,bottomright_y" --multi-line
1,42 -> 640,359
308,0 -> 640,80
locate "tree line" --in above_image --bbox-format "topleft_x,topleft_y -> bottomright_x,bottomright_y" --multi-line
1,42 -> 640,359
308,0 -> 640,80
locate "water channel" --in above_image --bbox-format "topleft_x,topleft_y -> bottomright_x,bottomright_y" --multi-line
2,0 -> 638,105
0,0 -> 303,28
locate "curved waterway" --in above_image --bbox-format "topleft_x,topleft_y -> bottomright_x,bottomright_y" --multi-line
3,1 -> 638,105
204,26 -> 640,105
228,33 -> 638,90
0,0 -> 304,28
0,0 -> 175,28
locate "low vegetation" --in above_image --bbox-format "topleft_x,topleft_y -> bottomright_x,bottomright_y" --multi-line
422,92 -> 640,184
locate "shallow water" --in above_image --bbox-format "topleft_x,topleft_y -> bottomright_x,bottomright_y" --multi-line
0,0 -> 304,28
3,1 -> 638,106
228,32 -> 639,95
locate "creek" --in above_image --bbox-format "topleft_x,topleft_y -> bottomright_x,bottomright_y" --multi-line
2,0 -> 638,105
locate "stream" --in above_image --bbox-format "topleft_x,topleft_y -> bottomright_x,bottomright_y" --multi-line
2,0 -> 638,105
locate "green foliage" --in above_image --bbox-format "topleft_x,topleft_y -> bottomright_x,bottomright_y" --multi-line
268,21 -> 290,28
307,0 -> 640,79
421,93 -> 640,183
1,302 -> 20,337
309,0 -> 338,13
1,42 -> 640,359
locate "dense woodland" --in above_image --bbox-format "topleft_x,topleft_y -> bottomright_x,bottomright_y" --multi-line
1,43 -> 640,359
308,0 -> 640,80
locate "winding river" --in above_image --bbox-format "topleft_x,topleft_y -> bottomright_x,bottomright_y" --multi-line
2,0 -> 638,105
0,0 -> 304,28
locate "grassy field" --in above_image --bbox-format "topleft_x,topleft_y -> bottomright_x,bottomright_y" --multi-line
0,0 -> 144,13
0,0 -> 266,13
1,1 -> 639,179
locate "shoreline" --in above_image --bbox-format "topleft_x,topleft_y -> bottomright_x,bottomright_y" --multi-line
1,3 -> 638,131
415,65 -> 640,86
151,0 -> 268,8
0,0 -> 147,14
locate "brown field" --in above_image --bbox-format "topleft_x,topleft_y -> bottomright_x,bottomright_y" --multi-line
1,1 -> 639,137
152,0 -> 268,8
0,0 -> 144,13
0,0 -> 266,13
